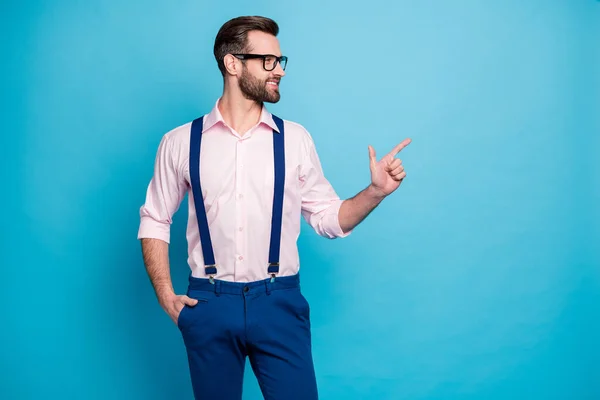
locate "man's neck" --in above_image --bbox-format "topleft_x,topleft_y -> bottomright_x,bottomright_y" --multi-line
218,90 -> 263,136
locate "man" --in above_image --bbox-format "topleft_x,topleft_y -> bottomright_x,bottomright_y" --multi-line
138,15 -> 410,400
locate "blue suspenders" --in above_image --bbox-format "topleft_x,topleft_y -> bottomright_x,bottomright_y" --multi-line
268,116 -> 285,279
189,115 -> 286,283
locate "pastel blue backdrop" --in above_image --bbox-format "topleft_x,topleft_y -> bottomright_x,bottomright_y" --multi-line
1,0 -> 598,399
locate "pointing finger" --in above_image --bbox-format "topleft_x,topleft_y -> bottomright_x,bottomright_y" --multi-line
388,138 -> 412,158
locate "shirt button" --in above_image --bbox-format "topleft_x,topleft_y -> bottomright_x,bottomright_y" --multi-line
239,227 -> 244,232
238,194 -> 243,199
238,256 -> 244,261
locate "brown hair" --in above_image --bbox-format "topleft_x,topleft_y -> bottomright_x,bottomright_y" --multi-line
214,16 -> 279,76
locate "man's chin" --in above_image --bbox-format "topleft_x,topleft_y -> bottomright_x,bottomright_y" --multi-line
265,92 -> 281,104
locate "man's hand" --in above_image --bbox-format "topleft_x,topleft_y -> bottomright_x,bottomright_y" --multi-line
368,138 -> 412,197
159,292 -> 199,325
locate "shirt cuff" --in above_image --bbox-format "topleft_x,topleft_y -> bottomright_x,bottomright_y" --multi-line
322,199 -> 352,238
137,215 -> 171,244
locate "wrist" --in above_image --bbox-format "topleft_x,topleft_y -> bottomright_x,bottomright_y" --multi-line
367,184 -> 387,200
156,286 -> 176,305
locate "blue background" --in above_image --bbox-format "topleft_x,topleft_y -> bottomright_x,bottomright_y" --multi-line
2,0 -> 599,399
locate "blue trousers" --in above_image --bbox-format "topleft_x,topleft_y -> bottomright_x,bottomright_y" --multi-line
177,273 -> 318,400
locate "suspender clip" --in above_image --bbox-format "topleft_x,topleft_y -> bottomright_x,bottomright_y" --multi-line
268,262 -> 279,283
205,264 -> 217,284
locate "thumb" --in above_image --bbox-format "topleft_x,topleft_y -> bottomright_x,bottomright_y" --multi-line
368,145 -> 377,169
181,295 -> 199,306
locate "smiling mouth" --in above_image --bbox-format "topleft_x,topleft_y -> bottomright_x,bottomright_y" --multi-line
266,80 -> 280,88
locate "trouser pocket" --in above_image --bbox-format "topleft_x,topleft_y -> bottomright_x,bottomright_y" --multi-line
177,295 -> 209,330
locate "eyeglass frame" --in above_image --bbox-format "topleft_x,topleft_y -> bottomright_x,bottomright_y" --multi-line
231,54 -> 288,71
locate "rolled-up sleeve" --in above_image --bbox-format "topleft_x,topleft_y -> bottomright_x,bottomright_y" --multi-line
137,134 -> 187,243
300,136 -> 352,239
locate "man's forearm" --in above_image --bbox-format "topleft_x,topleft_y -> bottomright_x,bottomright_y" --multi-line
338,184 -> 386,234
140,238 -> 175,303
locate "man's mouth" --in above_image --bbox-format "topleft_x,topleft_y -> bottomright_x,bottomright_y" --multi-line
266,80 -> 280,88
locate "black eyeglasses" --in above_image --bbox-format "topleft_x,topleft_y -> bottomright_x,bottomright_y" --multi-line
232,54 -> 288,71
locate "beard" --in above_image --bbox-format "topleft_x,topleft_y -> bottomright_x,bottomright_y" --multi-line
238,66 -> 281,104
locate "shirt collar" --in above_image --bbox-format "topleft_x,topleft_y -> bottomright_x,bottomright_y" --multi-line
203,98 -> 280,133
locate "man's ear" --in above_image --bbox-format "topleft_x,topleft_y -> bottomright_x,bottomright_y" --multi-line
223,54 -> 240,76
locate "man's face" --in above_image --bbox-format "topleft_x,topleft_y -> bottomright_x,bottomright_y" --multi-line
237,30 -> 286,104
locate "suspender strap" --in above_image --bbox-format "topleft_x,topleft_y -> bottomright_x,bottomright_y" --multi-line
189,116 -> 217,279
268,115 -> 286,278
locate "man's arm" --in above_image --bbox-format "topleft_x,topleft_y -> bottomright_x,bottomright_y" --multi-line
338,185 -> 386,234
141,238 -> 197,325
338,139 -> 412,233
141,238 -> 171,299
137,132 -> 197,325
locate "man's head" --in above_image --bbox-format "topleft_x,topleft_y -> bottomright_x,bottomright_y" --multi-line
214,16 -> 287,103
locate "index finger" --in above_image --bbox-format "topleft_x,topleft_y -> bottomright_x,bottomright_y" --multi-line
388,138 -> 412,157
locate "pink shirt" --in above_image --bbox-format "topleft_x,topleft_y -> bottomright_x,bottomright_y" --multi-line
137,100 -> 351,282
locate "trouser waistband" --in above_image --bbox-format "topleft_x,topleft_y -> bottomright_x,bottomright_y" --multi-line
187,273 -> 300,296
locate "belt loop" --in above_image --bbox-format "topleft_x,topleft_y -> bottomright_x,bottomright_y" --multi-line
265,279 -> 271,296
215,280 -> 221,297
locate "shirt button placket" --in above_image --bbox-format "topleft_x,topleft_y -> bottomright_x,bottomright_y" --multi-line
236,139 -> 245,278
